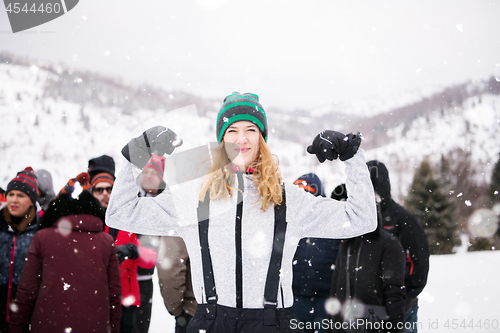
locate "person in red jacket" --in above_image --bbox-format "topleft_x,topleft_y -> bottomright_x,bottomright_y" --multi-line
0,188 -> 6,204
105,226 -> 157,333
9,188 -> 122,333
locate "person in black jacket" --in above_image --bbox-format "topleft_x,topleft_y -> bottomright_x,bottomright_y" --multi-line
329,184 -> 406,333
292,173 -> 340,333
366,161 -> 430,333
0,167 -> 39,333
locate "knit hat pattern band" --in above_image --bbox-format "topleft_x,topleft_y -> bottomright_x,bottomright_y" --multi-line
216,92 -> 268,144
6,167 -> 39,206
144,154 -> 166,181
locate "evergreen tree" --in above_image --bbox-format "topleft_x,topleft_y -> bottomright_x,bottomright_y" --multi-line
489,153 -> 500,205
405,158 -> 460,254
489,153 -> 500,243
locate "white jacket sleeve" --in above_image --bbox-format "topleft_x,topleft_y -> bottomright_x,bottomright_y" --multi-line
287,149 -> 377,239
105,161 -> 180,236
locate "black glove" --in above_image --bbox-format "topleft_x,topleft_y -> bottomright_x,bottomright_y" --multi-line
122,126 -> 183,168
175,310 -> 193,329
116,243 -> 139,264
307,130 -> 362,162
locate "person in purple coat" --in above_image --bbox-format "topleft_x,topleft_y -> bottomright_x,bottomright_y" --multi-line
9,187 -> 122,333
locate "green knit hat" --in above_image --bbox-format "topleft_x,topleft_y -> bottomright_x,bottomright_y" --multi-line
215,92 -> 268,144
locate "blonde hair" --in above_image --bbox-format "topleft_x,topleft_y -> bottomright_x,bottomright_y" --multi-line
199,135 -> 283,211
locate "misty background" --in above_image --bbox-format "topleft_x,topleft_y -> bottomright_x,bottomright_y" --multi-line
1,0 -> 499,109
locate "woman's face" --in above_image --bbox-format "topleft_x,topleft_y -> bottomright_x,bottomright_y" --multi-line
6,190 -> 33,217
223,121 -> 261,171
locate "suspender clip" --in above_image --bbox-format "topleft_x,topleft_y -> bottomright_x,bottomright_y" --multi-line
263,300 -> 277,307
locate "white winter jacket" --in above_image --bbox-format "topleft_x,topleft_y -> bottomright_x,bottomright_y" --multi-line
106,149 -> 376,309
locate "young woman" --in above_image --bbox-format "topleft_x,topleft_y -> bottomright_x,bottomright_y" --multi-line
106,92 -> 377,332
0,167 -> 39,333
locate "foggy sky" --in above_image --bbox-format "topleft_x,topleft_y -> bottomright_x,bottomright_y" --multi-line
1,0 -> 499,109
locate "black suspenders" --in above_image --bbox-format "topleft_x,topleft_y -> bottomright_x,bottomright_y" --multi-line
263,186 -> 287,325
235,172 -> 244,308
197,190 -> 217,319
197,177 -> 287,324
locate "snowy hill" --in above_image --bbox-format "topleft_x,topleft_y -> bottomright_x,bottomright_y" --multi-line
1,54 -> 500,203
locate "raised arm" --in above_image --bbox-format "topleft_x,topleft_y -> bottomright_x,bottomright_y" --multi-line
289,130 -> 377,238
106,126 -> 183,235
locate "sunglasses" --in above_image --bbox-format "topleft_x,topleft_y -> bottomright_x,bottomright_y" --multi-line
93,186 -> 113,194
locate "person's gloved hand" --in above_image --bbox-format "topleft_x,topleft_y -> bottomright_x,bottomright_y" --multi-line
116,243 -> 139,264
307,130 -> 362,162
58,172 -> 91,196
175,310 -> 193,328
122,126 -> 183,168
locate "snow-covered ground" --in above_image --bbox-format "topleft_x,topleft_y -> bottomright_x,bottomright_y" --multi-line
148,250 -> 500,333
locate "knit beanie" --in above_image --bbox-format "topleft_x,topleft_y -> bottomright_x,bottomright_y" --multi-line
293,173 -> 325,197
215,92 -> 268,144
88,155 -> 115,189
6,167 -> 39,206
90,173 -> 115,189
144,154 -> 166,181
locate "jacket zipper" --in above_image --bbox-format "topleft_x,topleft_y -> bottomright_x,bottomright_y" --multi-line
6,234 -> 18,323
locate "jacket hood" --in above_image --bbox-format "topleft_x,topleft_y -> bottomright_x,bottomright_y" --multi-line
55,214 -> 104,233
36,169 -> 56,210
38,190 -> 105,231
366,160 -> 392,203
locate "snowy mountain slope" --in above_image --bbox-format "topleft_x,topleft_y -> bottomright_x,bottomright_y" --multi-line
365,94 -> 500,200
1,58 -> 499,205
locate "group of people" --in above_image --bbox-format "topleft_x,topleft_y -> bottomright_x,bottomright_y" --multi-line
291,163 -> 430,333
1,154 -> 196,333
1,91 -> 429,333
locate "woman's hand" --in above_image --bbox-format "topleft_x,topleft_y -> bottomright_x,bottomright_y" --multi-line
307,130 -> 362,162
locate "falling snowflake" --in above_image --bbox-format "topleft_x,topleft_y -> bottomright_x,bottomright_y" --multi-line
63,283 -> 71,291
465,200 -> 472,207
324,297 -> 341,316
65,328 -> 73,333
122,295 -> 136,306
10,303 -> 18,313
